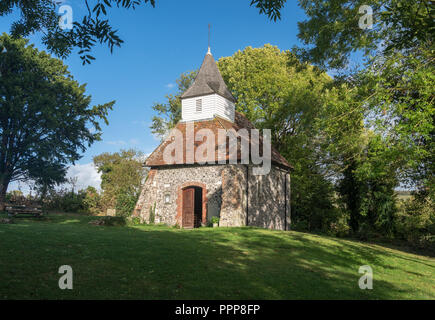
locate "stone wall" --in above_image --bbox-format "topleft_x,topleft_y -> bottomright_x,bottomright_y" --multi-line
134,164 -> 291,230
220,164 -> 290,230
220,165 -> 247,227
134,164 -> 224,226
247,165 -> 290,230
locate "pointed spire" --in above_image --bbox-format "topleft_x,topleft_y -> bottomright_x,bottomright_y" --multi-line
181,24 -> 236,103
180,52 -> 236,103
207,23 -> 211,55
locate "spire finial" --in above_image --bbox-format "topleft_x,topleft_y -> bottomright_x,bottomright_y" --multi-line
207,24 -> 211,55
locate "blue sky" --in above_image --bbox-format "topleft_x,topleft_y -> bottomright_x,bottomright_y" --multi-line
2,1 -> 358,191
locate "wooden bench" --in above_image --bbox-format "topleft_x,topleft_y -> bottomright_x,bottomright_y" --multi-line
5,204 -> 43,217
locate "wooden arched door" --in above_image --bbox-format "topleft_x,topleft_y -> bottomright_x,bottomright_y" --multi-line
182,187 -> 195,228
182,186 -> 203,228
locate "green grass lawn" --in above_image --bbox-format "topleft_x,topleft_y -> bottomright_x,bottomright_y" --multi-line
0,213 -> 434,299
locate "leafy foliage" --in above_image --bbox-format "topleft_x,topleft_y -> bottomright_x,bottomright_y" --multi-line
93,149 -> 146,216
83,186 -> 102,215
250,0 -> 287,21
296,0 -> 434,69
115,190 -> 138,218
43,188 -> 87,213
150,71 -> 197,139
395,190 -> 435,248
356,47 -> 435,197
0,33 -> 114,208
295,0 -> 434,242
1,0 -> 156,64
211,216 -> 220,224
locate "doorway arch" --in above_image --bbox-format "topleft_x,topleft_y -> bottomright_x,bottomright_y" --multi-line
177,182 -> 207,228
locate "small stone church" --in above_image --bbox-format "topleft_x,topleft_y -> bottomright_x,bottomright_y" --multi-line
134,47 -> 292,230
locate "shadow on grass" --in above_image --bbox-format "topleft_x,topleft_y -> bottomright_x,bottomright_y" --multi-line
0,215 -> 434,300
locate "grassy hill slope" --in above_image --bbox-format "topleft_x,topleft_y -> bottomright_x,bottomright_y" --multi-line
0,213 -> 434,299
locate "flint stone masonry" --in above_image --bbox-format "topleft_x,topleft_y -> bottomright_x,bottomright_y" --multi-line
247,165 -> 290,230
134,163 -> 290,230
135,165 -> 224,226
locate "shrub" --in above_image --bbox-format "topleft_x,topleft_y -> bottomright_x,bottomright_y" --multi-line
83,187 -> 102,215
5,190 -> 24,203
291,171 -> 337,232
395,193 -> 435,249
116,191 -> 138,217
115,191 -> 138,218
211,216 -> 220,224
43,189 -> 86,213
128,216 -> 142,226
325,214 -> 351,238
356,222 -> 379,241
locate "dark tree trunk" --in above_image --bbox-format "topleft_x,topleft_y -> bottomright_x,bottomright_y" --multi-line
0,171 -> 10,211
0,180 -> 9,211
339,160 -> 362,233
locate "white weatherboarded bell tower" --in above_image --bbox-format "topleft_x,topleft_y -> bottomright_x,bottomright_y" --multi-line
180,47 -> 236,122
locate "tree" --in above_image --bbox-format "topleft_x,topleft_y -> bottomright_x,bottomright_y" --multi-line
296,0 -> 435,222
93,149 -> 146,216
1,0 -> 289,64
296,0 -> 434,69
0,33 -> 114,209
150,71 -> 197,139
356,47 -> 435,198
218,45 -> 331,149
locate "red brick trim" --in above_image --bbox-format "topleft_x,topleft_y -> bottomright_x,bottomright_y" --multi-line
176,182 -> 207,227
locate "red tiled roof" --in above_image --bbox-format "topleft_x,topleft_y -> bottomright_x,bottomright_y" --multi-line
145,112 -> 292,170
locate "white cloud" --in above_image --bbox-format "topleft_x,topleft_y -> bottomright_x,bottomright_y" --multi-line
132,120 -> 148,127
7,162 -> 101,195
165,83 -> 175,89
66,163 -> 101,191
106,140 -> 127,146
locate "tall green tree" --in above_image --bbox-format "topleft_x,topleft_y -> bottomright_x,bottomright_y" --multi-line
93,149 -> 146,216
296,0 -> 435,215
0,33 -> 114,209
218,45 -> 331,149
315,82 -> 367,232
356,47 -> 435,197
296,0 -> 434,69
150,71 -> 197,139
